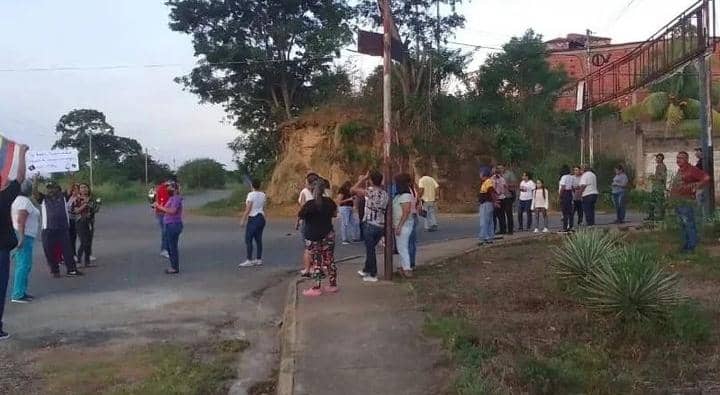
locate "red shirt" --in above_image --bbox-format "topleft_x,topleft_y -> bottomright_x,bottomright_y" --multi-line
155,183 -> 170,215
671,164 -> 708,199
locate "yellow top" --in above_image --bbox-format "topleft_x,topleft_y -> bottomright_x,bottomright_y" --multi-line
418,176 -> 440,202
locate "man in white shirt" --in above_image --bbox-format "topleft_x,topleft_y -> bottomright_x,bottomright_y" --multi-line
578,164 -> 599,226
418,174 -> 440,232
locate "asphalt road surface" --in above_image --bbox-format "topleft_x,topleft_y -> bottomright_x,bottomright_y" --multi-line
0,191 -> 639,393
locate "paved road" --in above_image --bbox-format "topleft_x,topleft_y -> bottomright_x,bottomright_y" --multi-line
0,191 -> 640,393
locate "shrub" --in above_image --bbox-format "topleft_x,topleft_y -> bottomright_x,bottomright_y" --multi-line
177,158 -> 226,189
551,229 -> 624,287
580,247 -> 681,322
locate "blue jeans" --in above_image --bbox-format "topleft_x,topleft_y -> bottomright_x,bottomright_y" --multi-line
612,191 -> 626,222
362,223 -> 384,277
518,199 -> 532,229
676,205 -> 699,251
582,194 -> 598,226
339,206 -> 359,242
0,248 -> 10,332
157,213 -> 169,252
11,233 -> 34,300
396,218 -> 414,271
423,201 -> 438,229
479,202 -> 495,242
245,214 -> 266,260
165,222 -> 183,271
409,214 -> 419,268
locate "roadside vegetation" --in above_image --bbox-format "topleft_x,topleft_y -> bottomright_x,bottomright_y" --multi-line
414,222 -> 720,394
191,184 -> 249,217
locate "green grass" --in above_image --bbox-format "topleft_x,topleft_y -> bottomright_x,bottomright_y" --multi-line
92,182 -> 149,204
192,185 -> 249,217
40,339 -> 249,395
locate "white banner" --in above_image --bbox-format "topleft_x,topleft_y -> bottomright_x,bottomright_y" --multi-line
27,149 -> 79,173
575,81 -> 585,112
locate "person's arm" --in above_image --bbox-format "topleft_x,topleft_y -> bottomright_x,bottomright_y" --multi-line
14,209 -> 28,250
693,168 -> 711,191
350,172 -> 369,197
395,199 -> 411,236
240,200 -> 253,226
158,198 -> 179,215
17,144 -> 28,184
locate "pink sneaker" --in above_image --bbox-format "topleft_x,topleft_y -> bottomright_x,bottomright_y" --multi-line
302,287 -> 322,297
323,285 -> 339,293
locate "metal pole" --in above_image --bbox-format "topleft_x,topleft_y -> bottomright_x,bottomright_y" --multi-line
89,132 -> 94,190
382,0 -> 394,281
145,148 -> 149,186
586,29 -> 594,165
698,55 -> 715,214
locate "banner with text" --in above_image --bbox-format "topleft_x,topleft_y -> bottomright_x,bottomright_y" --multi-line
27,149 -> 79,173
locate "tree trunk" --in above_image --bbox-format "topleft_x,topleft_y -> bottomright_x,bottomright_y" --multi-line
280,74 -> 293,121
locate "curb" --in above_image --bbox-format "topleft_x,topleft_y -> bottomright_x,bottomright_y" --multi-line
277,277 -> 299,395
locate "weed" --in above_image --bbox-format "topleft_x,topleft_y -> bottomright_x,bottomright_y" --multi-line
662,302 -> 712,345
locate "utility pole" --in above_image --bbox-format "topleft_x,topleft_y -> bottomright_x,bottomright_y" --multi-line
144,147 -> 149,187
586,28 -> 595,165
89,132 -> 94,190
382,0 -> 394,281
698,1 -> 715,213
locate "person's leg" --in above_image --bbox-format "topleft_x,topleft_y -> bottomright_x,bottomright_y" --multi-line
323,232 -> 337,287
166,223 -> 182,271
255,215 -> 265,260
57,231 -> 78,273
534,209 -> 540,230
542,209 -> 549,229
68,220 -> 77,259
0,249 -> 9,333
409,214 -> 418,268
397,222 -> 413,271
612,193 -> 620,222
618,191 -> 626,222
482,202 -> 495,241
517,201 -> 524,230
582,196 -> 592,226
574,200 -> 583,225
11,235 -> 34,300
245,216 -> 256,260
76,220 -> 91,265
42,230 -> 60,274
339,206 -> 351,242
589,194 -> 598,225
430,202 -> 439,229
561,194 -> 571,230
676,206 -> 691,250
495,204 -> 507,234
503,198 -> 514,234
156,214 -> 166,252
362,224 -> 378,277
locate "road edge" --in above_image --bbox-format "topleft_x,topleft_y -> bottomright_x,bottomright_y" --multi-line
277,276 -> 299,395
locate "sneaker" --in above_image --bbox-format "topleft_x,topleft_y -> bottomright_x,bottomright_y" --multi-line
363,276 -> 379,282
160,250 -> 170,259
89,255 -> 97,262
254,259 -> 263,266
323,285 -> 339,293
357,270 -> 369,277
542,228 -> 549,233
341,241 -> 350,245
0,331 -> 9,340
11,297 -> 31,304
23,294 -> 35,300
239,260 -> 255,268
533,228 -> 539,233
67,270 -> 84,276
302,287 -> 322,297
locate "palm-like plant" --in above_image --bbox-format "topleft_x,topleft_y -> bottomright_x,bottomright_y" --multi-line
580,247 -> 681,322
551,229 -> 624,287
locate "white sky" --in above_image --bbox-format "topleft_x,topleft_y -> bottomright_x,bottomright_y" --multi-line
0,0 -> 699,168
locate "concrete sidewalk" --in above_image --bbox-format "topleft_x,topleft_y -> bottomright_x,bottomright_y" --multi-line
279,221 -> 643,395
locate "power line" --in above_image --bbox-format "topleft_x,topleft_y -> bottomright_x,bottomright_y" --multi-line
604,0 -> 642,32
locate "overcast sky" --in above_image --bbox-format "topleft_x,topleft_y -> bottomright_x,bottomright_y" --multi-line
0,0 -> 696,168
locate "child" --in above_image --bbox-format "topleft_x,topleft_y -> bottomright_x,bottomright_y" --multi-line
518,172 -> 535,231
531,179 -> 549,233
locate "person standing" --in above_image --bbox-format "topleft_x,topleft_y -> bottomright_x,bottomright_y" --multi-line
532,179 -> 550,233
239,179 -> 267,268
611,165 -> 629,224
646,153 -> 668,221
572,166 -> 584,226
408,176 -> 420,269
297,172 -> 319,277
11,180 -> 38,303
478,167 -> 497,245
298,180 -> 338,296
579,164 -> 599,226
1,144 -> 28,340
517,172 -> 535,231
558,165 -> 576,232
41,182 -> 84,278
392,174 -> 415,278
73,183 -> 99,267
671,151 -> 710,252
352,170 -> 388,282
694,147 -> 708,219
156,182 -> 183,274
66,183 -> 79,262
336,181 -> 359,245
153,178 -> 171,258
417,173 -> 440,232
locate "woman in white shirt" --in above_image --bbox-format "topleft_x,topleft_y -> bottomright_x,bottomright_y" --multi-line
239,179 -> 267,267
393,173 -> 415,278
11,180 -> 39,303
558,165 -> 576,232
518,172 -> 536,231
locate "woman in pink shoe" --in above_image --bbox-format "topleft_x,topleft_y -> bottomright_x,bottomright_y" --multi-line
298,179 -> 338,296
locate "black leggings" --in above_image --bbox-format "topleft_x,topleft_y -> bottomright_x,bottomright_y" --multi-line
561,190 -> 574,231
76,219 -> 93,264
573,200 -> 583,225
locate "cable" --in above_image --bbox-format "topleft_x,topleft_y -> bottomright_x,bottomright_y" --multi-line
604,0 -> 642,32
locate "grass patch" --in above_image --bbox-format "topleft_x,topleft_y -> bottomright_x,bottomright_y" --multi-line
192,185 -> 249,217
39,339 -> 249,395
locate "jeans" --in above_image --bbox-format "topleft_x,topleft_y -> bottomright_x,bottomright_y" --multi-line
573,199 -> 584,225
245,214 -> 266,260
423,201 -> 438,229
0,249 -> 9,332
165,222 -> 183,271
395,218 -> 414,271
518,200 -> 532,229
156,213 -> 168,252
495,198 -> 514,234
479,202 -> 495,242
76,218 -> 93,264
696,188 -> 708,220
362,223 -> 384,277
612,191 -> 626,222
582,194 -> 598,226
561,190 -> 574,230
339,206 -> 359,242
409,214 -> 419,268
676,205 -> 699,251
68,219 -> 77,258
42,229 -> 78,274
11,234 -> 34,300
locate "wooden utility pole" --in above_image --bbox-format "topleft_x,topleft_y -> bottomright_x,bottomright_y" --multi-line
698,0 -> 715,212
586,28 -> 595,165
382,0 -> 394,281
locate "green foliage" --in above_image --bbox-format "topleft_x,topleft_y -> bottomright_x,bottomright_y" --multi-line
229,128 -> 280,183
93,182 -> 147,204
493,126 -> 530,164
552,229 -> 624,287
339,121 -> 373,142
661,302 -> 712,345
177,158 -> 226,189
645,92 -> 670,119
193,185 -> 249,217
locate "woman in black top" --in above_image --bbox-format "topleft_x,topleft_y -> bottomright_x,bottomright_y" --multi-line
336,181 -> 359,244
298,180 -> 338,296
